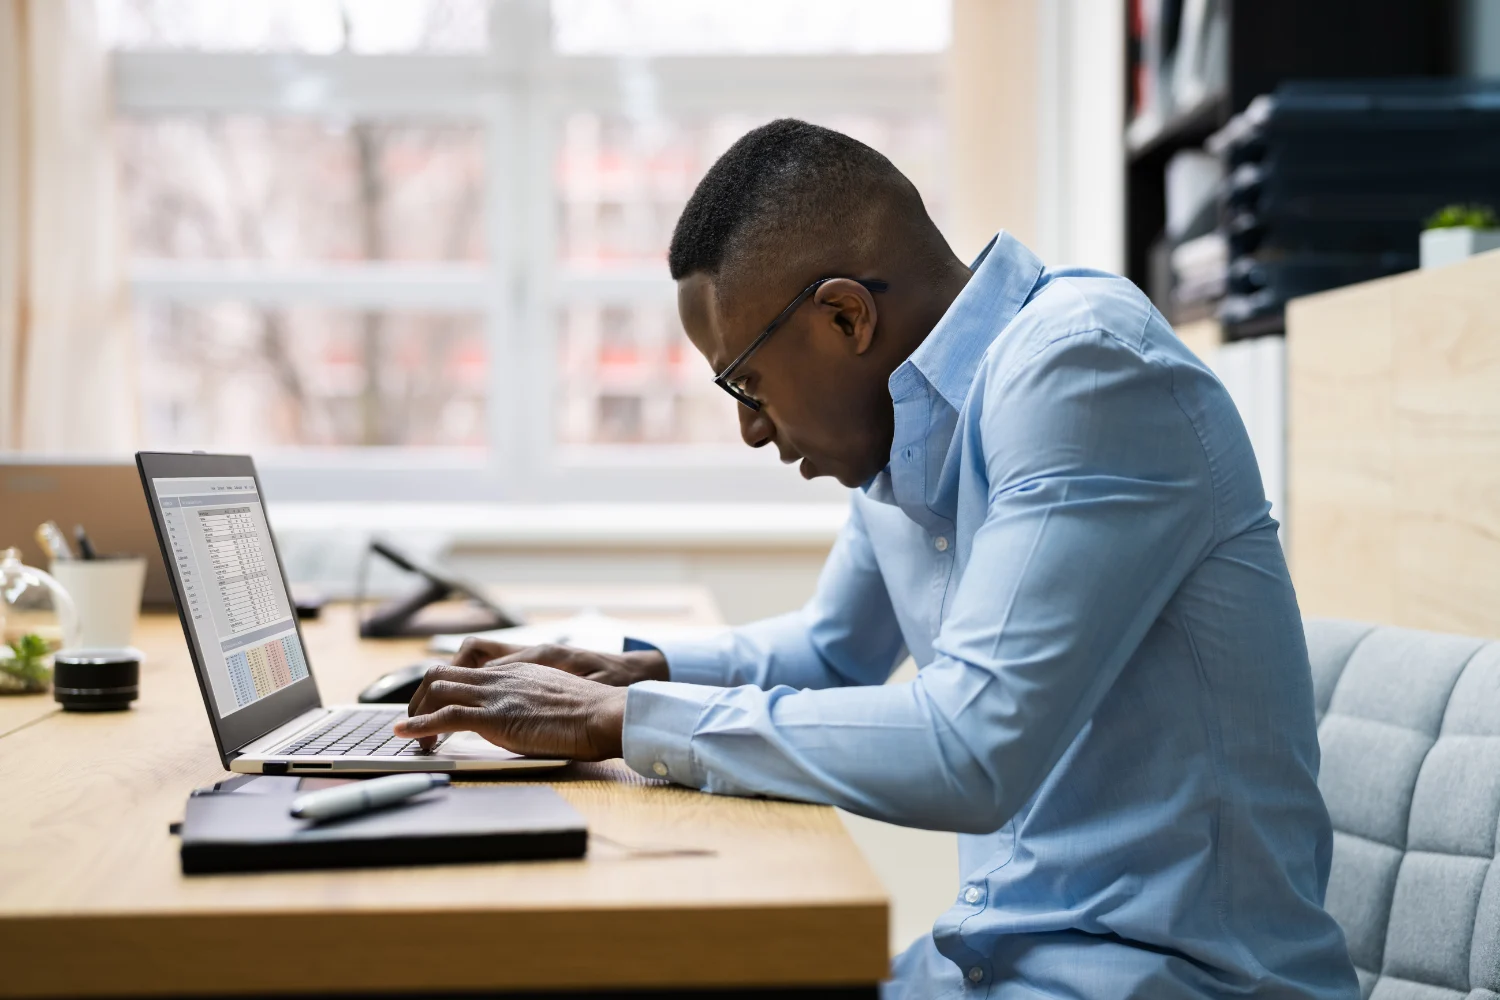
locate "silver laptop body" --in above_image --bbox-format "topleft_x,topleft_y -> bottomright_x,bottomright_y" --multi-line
136,450 -> 568,777
229,704 -> 562,775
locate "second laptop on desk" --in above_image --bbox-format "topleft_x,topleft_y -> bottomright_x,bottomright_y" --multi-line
136,450 -> 569,777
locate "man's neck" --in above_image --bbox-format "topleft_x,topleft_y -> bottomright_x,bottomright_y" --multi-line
885,255 -> 976,371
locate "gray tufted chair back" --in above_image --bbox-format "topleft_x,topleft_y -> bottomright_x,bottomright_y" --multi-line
1305,619 -> 1500,1000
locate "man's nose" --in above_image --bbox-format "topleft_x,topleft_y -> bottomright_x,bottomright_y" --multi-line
739,405 -> 774,449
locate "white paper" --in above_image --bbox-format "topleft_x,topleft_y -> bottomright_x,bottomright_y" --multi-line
428,612 -> 724,656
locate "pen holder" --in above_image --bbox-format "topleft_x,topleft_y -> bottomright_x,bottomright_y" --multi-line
49,557 -> 147,649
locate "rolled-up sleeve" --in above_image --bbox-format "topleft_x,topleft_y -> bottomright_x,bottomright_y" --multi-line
622,329 -> 1219,832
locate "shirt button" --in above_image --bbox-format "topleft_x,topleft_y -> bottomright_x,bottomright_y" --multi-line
968,967 -> 984,983
934,536 -> 949,552
651,761 -> 668,777
964,886 -> 981,904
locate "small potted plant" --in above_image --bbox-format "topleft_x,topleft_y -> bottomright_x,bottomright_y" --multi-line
0,633 -> 54,694
1421,204 -> 1500,270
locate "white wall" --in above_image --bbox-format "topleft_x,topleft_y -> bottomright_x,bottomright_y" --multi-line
1036,0 -> 1126,273
1460,0 -> 1500,77
1204,335 -> 1288,540
946,0 -> 1126,275
946,0 -> 1040,261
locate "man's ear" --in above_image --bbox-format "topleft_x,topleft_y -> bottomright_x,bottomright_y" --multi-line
813,279 -> 879,356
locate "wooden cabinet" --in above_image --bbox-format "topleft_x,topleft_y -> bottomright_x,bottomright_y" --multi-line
1287,249 -> 1500,638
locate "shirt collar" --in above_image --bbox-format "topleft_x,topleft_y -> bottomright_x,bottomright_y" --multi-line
889,231 -> 1046,410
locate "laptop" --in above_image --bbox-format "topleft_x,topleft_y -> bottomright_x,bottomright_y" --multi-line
136,451 -> 569,776
0,458 -> 174,607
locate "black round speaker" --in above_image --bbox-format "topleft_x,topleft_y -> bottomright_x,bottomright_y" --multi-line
52,648 -> 141,712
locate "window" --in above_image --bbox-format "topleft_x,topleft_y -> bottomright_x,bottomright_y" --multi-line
119,117 -> 486,262
137,303 -> 487,449
101,0 -> 489,53
106,0 -> 949,502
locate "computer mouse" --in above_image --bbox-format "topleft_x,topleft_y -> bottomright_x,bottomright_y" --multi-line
357,661 -> 441,704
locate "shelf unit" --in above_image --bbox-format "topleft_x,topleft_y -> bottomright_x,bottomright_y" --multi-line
1123,0 -> 1458,326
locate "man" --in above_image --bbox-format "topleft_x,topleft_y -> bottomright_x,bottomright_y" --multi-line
396,120 -> 1358,999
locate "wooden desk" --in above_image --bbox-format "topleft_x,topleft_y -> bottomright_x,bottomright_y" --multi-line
0,594 -> 888,998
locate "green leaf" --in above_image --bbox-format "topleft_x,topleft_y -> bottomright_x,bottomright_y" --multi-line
2,633 -> 52,685
1425,203 -> 1499,230
12,633 -> 49,660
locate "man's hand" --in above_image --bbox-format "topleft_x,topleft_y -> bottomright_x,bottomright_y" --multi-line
394,661 -> 628,760
449,637 -> 668,687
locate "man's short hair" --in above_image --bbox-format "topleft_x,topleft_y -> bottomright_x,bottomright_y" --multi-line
667,118 -> 923,290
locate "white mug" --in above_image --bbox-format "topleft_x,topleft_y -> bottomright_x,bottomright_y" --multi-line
48,558 -> 147,649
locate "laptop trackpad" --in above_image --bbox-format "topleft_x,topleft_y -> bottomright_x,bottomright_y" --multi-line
440,731 -> 526,760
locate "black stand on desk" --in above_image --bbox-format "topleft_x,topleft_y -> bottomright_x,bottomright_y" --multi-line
355,538 -> 523,639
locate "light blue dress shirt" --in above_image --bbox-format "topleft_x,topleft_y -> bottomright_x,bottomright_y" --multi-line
622,233 -> 1359,999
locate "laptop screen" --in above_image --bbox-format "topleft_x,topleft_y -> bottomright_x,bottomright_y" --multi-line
150,476 -> 313,719
138,453 -> 323,765
150,475 -> 310,718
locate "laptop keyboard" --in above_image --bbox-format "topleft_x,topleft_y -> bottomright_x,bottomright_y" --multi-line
275,708 -> 446,757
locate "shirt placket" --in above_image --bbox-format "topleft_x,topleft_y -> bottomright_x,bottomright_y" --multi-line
887,383 -> 958,646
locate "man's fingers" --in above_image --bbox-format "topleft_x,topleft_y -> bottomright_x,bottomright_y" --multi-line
480,647 -> 549,668
482,644 -> 589,674
452,638 -> 525,669
420,665 -> 489,689
423,663 -> 488,684
407,662 -> 485,717
408,674 -> 489,722
394,703 -> 480,739
423,678 -> 486,707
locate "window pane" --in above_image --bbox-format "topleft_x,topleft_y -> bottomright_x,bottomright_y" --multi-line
551,0 -> 950,55
557,111 -> 947,266
138,303 -> 487,449
556,303 -> 738,445
98,0 -> 489,53
118,117 -> 485,262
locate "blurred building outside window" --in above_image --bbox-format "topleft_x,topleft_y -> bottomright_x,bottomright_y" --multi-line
105,0 -> 949,502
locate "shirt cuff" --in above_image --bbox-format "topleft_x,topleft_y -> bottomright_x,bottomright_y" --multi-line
622,680 -> 720,788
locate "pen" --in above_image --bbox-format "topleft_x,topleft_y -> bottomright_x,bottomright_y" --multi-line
289,772 -> 450,821
35,521 -> 74,561
74,525 -> 97,560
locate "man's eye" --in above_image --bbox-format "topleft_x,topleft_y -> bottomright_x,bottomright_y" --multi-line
731,375 -> 755,398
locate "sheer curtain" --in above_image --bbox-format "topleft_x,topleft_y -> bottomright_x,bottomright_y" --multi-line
0,0 -> 136,453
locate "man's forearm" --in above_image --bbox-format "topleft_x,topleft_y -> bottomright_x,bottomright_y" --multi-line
619,670 -> 1015,832
649,608 -> 899,690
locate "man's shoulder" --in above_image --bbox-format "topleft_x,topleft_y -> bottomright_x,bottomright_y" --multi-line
964,267 -> 1228,441
974,268 -> 1161,388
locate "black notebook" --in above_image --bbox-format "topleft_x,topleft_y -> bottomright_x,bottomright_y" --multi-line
176,775 -> 588,875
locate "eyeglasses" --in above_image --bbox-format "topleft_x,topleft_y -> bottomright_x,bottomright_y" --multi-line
712,276 -> 889,411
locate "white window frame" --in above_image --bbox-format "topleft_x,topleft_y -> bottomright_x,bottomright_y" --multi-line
114,0 -> 944,503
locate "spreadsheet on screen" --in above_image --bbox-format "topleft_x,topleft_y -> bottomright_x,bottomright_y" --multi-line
152,476 -> 308,717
